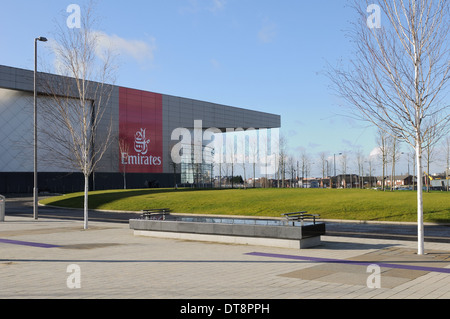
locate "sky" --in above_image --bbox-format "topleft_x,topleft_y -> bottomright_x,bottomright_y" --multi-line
0,0 -> 447,176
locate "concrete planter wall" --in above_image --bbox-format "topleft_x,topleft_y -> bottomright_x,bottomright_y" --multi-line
130,215 -> 325,249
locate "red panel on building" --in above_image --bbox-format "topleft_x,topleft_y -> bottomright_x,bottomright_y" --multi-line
119,87 -> 163,173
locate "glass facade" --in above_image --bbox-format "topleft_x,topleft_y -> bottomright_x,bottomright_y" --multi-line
180,144 -> 214,187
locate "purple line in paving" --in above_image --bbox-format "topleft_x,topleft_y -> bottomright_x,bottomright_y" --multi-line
246,252 -> 450,274
0,238 -> 60,248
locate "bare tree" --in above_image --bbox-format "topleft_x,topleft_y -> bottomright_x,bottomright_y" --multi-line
367,154 -> 375,188
248,130 -> 260,188
300,151 -> 309,188
278,135 -> 288,188
389,136 -> 402,191
340,153 -> 348,188
319,151 -> 329,188
356,148 -> 365,189
40,3 -> 116,229
444,136 -> 450,191
286,155 -> 296,188
423,126 -> 439,191
235,130 -> 248,189
328,0 -> 450,254
225,132 -> 237,188
376,129 -> 389,190
104,133 -> 129,190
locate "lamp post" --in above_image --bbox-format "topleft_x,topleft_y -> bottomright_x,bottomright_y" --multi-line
33,36 -> 47,220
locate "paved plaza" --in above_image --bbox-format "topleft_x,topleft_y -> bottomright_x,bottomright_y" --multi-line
0,215 -> 449,300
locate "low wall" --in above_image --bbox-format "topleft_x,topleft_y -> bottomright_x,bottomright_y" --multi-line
129,216 -> 325,249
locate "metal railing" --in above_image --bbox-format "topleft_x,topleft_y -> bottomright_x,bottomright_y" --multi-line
141,208 -> 171,221
282,212 -> 321,226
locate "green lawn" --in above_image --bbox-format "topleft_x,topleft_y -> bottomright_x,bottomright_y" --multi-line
39,188 -> 450,223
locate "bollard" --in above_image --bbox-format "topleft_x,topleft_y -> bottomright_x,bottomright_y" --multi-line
0,195 -> 5,222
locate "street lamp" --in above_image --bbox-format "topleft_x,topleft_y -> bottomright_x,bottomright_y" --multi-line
34,36 -> 47,220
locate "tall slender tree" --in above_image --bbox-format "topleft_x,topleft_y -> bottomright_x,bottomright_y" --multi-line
328,0 -> 450,254
40,2 -> 116,229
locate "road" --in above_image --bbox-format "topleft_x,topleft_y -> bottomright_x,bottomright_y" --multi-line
3,196 -> 450,243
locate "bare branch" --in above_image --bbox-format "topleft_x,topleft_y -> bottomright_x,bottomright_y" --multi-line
37,0 -> 117,229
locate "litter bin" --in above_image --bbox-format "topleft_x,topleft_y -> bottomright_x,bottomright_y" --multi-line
0,195 -> 5,222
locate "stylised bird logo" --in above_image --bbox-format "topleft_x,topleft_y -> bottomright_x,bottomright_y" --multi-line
134,128 -> 150,155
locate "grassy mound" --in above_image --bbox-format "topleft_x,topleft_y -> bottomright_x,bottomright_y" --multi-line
40,188 -> 450,223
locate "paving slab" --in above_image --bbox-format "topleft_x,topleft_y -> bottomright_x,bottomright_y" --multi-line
0,216 -> 449,300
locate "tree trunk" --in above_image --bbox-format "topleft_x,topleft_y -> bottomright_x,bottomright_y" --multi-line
84,174 -> 89,230
413,9 -> 424,255
382,154 -> 386,191
416,137 -> 424,255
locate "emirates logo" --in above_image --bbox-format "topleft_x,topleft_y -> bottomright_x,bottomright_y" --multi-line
121,127 -> 162,168
134,128 -> 150,155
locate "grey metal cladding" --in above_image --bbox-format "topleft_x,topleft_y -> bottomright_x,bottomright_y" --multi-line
0,64 -> 281,175
160,92 -> 280,130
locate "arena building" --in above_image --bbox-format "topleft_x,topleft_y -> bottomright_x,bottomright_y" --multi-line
0,65 -> 280,193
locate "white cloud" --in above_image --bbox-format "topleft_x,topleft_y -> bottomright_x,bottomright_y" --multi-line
93,31 -> 156,65
48,31 -> 157,76
369,147 -> 380,158
46,38 -> 65,75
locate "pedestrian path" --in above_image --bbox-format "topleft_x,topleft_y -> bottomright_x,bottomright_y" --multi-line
0,216 -> 449,299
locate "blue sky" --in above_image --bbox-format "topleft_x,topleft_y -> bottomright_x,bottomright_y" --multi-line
2,0 -> 441,176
